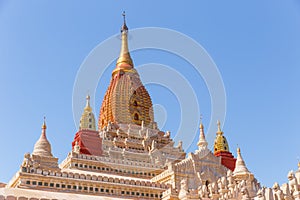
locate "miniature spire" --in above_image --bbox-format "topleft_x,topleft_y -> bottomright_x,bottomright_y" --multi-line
233,147 -> 250,175
116,11 -> 133,69
197,116 -> 208,149
84,95 -> 92,112
79,95 -> 96,131
42,116 -> 47,130
199,114 -> 204,129
217,120 -> 222,134
32,117 -> 53,157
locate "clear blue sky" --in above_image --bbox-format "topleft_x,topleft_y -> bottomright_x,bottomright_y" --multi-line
0,1 -> 299,188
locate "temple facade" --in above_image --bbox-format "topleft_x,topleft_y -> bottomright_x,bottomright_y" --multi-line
1,14 -> 300,200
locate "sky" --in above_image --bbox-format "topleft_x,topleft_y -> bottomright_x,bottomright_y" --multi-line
0,0 -> 300,188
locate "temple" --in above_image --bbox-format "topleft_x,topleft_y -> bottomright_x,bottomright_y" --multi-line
1,13 -> 300,200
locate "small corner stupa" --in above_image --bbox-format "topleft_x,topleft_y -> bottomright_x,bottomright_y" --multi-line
72,95 -> 103,156
30,117 -> 59,171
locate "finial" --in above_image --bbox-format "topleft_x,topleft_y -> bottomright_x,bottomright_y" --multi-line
42,116 -> 47,129
121,11 -> 128,32
84,94 -> 92,111
217,120 -> 222,132
199,115 -> 204,129
237,147 -> 241,154
122,11 -> 126,23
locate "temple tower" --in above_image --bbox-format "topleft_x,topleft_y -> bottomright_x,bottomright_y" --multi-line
99,12 -> 156,130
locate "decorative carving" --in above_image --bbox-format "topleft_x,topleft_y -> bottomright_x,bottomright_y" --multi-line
218,176 -> 227,190
151,140 -> 157,151
273,182 -> 284,200
32,160 -> 40,169
255,188 -> 265,200
179,178 -> 189,198
107,121 -> 112,131
209,182 -> 218,195
21,153 -> 32,172
73,141 -> 80,154
180,178 -> 188,192
241,187 -> 250,200
165,131 -> 170,138
198,184 -> 209,198
177,140 -> 183,151
288,170 -> 299,195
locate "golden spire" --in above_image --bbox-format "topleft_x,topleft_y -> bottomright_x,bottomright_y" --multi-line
99,13 -> 156,130
116,11 -> 133,69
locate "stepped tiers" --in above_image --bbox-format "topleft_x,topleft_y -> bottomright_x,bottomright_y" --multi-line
100,123 -> 185,163
3,13 -> 300,200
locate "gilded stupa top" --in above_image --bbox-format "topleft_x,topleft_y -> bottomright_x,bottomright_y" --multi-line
114,11 -> 133,74
213,120 -> 230,154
